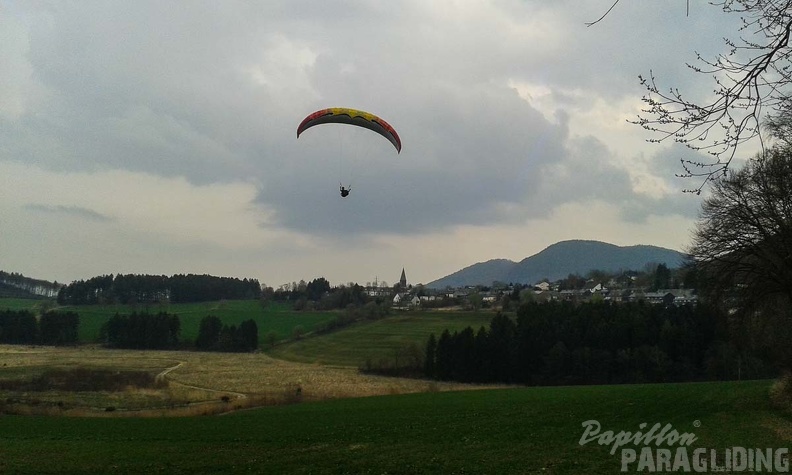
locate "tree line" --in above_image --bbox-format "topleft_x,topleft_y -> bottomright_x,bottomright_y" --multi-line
196,316 -> 258,352
101,312 -> 181,349
421,301 -> 775,385
0,270 -> 62,298
0,310 -> 79,345
591,0 -> 792,384
99,312 -> 259,352
268,277 -> 376,311
57,273 -> 261,305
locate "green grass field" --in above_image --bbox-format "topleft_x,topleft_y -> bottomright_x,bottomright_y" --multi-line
1,299 -> 790,472
0,379 -> 789,474
0,297 -> 496,363
0,298 -> 339,347
0,298 -> 50,312
70,300 -> 341,345
268,311 -> 496,366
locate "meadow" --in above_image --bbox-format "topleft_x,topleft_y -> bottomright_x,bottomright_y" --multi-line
0,344 -> 485,416
1,297 -> 498,366
0,298 -> 339,347
0,298 -> 52,312
2,299 -> 790,473
1,378 -> 789,473
269,311 -> 496,366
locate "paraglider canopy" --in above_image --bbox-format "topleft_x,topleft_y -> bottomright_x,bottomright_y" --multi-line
297,108 -> 402,153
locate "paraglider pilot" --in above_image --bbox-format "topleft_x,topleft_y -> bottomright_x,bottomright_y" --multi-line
340,184 -> 351,197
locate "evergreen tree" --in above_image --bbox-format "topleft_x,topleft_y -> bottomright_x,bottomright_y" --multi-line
424,333 -> 437,378
217,324 -> 237,351
424,300 -> 773,385
196,316 -> 223,350
0,310 -> 38,344
652,264 -> 672,291
238,319 -> 259,351
435,330 -> 453,380
100,312 -> 180,349
39,311 -> 79,345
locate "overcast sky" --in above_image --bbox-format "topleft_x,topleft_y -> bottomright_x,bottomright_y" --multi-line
1,1 -> 752,288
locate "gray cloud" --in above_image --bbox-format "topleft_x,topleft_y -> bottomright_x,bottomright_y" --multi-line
256,85 -> 567,235
0,1 -> 749,284
24,204 -> 114,222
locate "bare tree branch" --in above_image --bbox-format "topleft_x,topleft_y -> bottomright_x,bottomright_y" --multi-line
590,1 -> 792,193
638,1 -> 792,193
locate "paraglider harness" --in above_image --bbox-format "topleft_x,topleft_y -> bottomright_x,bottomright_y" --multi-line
340,184 -> 351,197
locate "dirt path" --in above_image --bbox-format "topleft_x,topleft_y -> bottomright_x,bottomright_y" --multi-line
155,361 -> 183,381
156,360 -> 248,400
0,345 -> 496,410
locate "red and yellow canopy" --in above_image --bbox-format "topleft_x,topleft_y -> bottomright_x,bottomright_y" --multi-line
297,107 -> 401,153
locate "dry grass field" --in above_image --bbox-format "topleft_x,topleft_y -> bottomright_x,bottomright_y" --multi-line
0,344 -> 494,416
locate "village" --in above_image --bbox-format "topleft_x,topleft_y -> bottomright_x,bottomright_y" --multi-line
372,267 -> 699,310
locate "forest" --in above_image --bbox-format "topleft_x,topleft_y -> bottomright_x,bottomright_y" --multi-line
99,312 -> 258,352
0,310 -> 79,345
420,301 -> 776,385
0,271 -> 62,298
56,273 -> 262,305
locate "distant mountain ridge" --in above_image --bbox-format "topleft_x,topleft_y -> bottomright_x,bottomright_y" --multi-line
426,240 -> 686,289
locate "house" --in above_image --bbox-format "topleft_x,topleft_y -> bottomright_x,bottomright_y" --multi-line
451,289 -> 469,299
610,289 -> 634,302
559,289 -> 579,301
534,290 -> 560,303
534,281 -> 551,292
673,291 -> 698,305
643,291 -> 676,306
393,293 -> 404,306
365,286 -> 391,297
590,283 -> 605,293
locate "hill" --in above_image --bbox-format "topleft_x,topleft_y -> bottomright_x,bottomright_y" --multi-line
0,282 -> 45,299
427,240 -> 686,288
268,311 -> 495,366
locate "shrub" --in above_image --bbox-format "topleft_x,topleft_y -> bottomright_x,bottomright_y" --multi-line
0,368 -> 165,392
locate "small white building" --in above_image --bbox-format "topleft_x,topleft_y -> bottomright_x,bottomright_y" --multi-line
393,293 -> 404,306
534,281 -> 551,292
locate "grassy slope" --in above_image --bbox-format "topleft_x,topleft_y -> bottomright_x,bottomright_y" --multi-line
0,298 -> 49,312
1,380 -> 789,474
0,298 -> 496,362
268,311 -> 496,366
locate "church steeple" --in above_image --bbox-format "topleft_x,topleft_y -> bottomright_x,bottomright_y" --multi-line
399,268 -> 407,288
